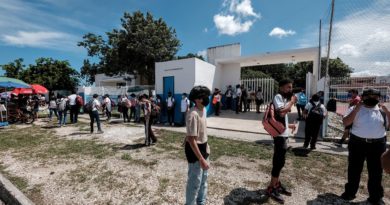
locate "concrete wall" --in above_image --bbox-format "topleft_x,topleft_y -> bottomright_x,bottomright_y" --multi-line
207,43 -> 241,65
218,63 -> 241,92
194,58 -> 217,91
155,58 -> 197,95
94,74 -> 135,87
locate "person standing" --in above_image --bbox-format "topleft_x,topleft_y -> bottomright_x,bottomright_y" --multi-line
156,95 -> 162,124
335,89 -> 361,147
103,94 -> 112,122
185,85 -> 211,205
48,95 -> 58,121
117,95 -> 123,119
181,93 -> 190,126
241,85 -> 248,112
295,88 -> 307,120
267,79 -> 296,204
166,92 -> 175,126
340,89 -> 388,205
225,85 -> 233,110
255,87 -> 264,113
57,95 -> 68,127
89,94 -> 103,134
121,95 -> 130,123
33,95 -> 40,120
235,84 -> 242,114
128,94 -> 136,122
212,89 -> 222,116
68,91 -> 78,124
303,94 -> 327,150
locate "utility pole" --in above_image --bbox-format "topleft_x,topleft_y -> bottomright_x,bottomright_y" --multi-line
325,0 -> 335,79
318,19 -> 322,81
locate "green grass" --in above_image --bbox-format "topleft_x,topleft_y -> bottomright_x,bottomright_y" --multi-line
0,163 -> 28,191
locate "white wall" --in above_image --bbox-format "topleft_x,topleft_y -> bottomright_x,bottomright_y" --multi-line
155,58 -> 197,94
207,43 -> 241,65
218,63 -> 241,92
194,58 -> 217,91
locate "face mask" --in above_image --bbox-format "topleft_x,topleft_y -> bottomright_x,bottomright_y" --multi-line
283,91 -> 293,99
314,101 -> 320,105
201,96 -> 210,107
363,98 -> 379,106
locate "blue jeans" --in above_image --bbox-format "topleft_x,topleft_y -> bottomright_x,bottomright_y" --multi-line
58,110 -> 67,126
185,161 -> 208,205
49,108 -> 58,120
89,110 -> 102,132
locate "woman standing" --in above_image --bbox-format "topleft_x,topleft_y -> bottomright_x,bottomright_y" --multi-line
89,94 -> 103,134
340,88 -> 389,205
48,95 -> 58,121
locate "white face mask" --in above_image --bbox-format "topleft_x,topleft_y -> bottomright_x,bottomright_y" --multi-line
314,101 -> 320,105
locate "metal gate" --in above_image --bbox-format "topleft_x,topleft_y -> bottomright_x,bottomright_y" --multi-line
240,78 -> 276,112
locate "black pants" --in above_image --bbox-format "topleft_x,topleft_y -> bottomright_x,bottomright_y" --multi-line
70,105 -> 79,123
226,97 -> 232,110
130,107 -> 136,121
89,110 -> 101,133
105,108 -> 111,121
235,97 -> 240,113
143,116 -> 156,145
214,103 -> 220,116
122,107 -> 129,122
271,137 -> 288,178
304,121 -> 322,148
344,135 -> 386,203
240,97 -> 247,112
167,108 -> 174,125
296,104 -> 305,119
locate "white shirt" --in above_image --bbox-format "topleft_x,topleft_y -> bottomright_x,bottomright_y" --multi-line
68,94 -> 77,105
344,105 -> 387,139
167,97 -> 175,107
92,99 -> 100,111
305,101 -> 327,116
104,98 -> 111,111
273,94 -> 289,137
181,97 -> 190,112
236,88 -> 242,98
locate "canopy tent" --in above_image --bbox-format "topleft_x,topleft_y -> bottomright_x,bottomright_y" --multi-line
11,84 -> 48,96
0,77 -> 30,89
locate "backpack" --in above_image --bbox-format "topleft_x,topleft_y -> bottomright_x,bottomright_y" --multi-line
83,100 -> 94,113
110,99 -> 115,107
307,102 -> 324,124
76,96 -> 84,106
262,103 -> 285,137
298,93 -> 307,105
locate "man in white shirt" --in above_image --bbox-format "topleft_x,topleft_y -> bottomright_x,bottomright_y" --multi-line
267,79 -> 297,204
235,84 -> 242,114
166,92 -> 175,126
340,89 -> 388,205
90,94 -> 103,134
181,93 -> 190,126
68,91 -> 78,123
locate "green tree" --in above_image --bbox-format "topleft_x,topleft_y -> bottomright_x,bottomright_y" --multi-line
1,58 -> 25,78
78,11 -> 181,85
1,58 -> 80,91
321,57 -> 353,78
176,53 -> 205,61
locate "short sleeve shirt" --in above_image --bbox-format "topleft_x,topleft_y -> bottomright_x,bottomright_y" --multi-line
273,94 -> 289,137
181,98 -> 190,112
68,94 -> 77,105
186,107 -> 207,144
92,99 -> 100,111
305,102 -> 327,115
344,105 -> 387,139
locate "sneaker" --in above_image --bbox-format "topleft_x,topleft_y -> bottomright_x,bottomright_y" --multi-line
277,182 -> 292,196
267,186 -> 285,204
334,142 -> 342,147
340,193 -> 355,201
97,130 -> 104,134
310,147 -> 316,150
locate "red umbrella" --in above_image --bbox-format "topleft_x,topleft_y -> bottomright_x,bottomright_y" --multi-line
30,84 -> 48,94
12,88 -> 34,95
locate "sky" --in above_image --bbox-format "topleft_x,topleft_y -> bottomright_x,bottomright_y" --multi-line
0,0 -> 389,77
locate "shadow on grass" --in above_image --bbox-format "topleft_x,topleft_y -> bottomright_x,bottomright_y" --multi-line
307,193 -> 367,205
224,188 -> 268,205
69,132 -> 91,136
291,147 -> 312,157
41,125 -> 59,129
113,143 -> 146,151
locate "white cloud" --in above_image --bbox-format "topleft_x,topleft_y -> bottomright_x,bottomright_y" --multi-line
335,44 -> 361,57
2,31 -> 78,49
269,27 -> 296,38
197,50 -> 207,60
214,14 -> 254,36
214,0 -> 260,36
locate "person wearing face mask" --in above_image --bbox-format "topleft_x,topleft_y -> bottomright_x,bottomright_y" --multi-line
266,79 -> 297,204
181,93 -> 190,126
340,88 -> 389,205
303,94 -> 327,149
184,85 -> 211,205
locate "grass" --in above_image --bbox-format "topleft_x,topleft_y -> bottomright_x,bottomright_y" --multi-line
0,163 -> 28,191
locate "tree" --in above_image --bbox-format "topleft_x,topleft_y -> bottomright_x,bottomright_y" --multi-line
78,11 -> 181,85
320,57 -> 353,78
176,53 -> 205,61
1,58 -> 80,91
1,58 -> 25,78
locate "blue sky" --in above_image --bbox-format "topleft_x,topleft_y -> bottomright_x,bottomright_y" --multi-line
0,0 -> 389,76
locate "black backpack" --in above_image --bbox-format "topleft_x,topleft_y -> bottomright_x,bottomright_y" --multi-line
83,100 -> 94,113
307,101 -> 324,124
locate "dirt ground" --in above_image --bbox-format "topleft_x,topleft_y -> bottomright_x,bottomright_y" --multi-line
0,116 -> 389,205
